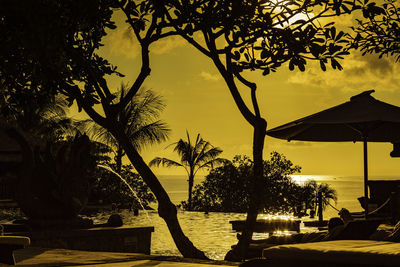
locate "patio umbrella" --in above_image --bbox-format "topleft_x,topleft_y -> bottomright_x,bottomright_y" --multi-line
266,90 -> 400,216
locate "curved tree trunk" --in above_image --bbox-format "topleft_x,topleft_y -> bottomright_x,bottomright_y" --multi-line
226,118 -> 267,261
112,128 -> 207,259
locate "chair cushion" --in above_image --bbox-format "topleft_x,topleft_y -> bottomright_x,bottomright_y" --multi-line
0,236 -> 30,246
263,240 -> 400,266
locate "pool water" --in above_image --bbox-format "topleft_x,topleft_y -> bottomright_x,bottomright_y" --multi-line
87,209 -> 314,260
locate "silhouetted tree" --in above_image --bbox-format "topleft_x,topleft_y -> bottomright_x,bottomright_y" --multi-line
0,0 -> 353,259
1,0 -> 208,258
298,180 -> 337,214
81,85 -> 170,173
149,132 -> 226,210
148,0 -> 354,260
316,183 -> 338,211
0,88 -> 76,143
187,152 -> 308,213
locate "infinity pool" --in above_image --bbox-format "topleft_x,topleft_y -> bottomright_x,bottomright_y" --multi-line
87,209 -> 312,260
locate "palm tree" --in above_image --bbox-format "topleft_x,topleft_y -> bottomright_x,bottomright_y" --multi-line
0,89 -> 77,143
317,183 -> 338,211
80,85 -> 170,173
149,132 -> 226,210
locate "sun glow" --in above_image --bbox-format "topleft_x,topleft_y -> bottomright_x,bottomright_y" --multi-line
258,214 -> 294,221
260,0 -> 316,29
291,175 -> 336,184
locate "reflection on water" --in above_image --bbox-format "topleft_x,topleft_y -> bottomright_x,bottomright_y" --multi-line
89,209 -> 247,259
88,209 -> 314,260
86,175 -> 400,259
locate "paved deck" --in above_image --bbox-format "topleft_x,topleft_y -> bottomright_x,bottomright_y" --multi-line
5,247 -> 239,267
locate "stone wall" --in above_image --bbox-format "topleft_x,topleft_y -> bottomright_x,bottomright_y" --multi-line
7,226 -> 154,254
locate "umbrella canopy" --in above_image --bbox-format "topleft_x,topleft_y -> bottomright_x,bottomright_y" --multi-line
267,90 -> 400,142
266,90 -> 400,216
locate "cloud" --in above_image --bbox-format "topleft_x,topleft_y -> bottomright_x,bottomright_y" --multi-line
107,26 -> 140,59
200,71 -> 220,81
151,36 -> 186,55
268,140 -> 317,149
287,52 -> 400,94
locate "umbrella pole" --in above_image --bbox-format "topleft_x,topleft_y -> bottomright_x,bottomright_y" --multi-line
364,139 -> 369,219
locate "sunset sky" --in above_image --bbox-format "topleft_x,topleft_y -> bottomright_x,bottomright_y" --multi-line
79,11 -> 400,178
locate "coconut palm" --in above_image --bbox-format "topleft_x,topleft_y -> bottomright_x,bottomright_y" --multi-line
149,132 -> 226,210
317,183 -> 338,211
80,85 -> 170,173
0,89 -> 76,143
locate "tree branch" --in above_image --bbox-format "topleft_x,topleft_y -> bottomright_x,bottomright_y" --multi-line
119,43 -> 151,110
234,71 -> 261,118
66,83 -> 108,128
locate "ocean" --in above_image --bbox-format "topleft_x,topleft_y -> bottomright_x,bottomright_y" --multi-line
157,174 -> 400,218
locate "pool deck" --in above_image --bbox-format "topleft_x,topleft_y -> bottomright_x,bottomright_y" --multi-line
9,247 -> 239,266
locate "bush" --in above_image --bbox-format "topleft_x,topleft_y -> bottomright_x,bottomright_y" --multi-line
181,152 -> 328,215
90,164 -> 155,209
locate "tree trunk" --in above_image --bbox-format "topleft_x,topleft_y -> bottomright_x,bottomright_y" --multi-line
115,146 -> 123,173
225,118 -> 267,261
113,128 -> 207,259
188,173 -> 194,211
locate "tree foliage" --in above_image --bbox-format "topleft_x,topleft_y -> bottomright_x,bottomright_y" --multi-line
151,0 -> 353,259
150,132 -> 226,210
186,152 -> 299,213
9,131 -> 99,220
81,85 -> 170,172
162,0 -> 353,76
0,0 -> 120,107
352,0 -> 400,61
186,152 -> 337,215
91,163 -> 156,209
1,0 -> 209,259
0,93 -> 79,144
0,0 -> 349,259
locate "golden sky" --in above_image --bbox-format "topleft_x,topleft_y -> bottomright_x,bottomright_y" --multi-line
83,11 -> 400,178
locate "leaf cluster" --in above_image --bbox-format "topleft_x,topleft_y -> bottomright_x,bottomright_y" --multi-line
80,86 -> 170,157
21,133 -> 99,218
164,0 -> 354,74
149,132 -> 226,176
0,0 -> 122,112
184,152 -> 323,214
351,0 -> 400,61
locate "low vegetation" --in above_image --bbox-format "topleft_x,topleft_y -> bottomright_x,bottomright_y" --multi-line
183,152 -> 337,217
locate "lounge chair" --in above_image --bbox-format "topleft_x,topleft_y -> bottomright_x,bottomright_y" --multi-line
259,240 -> 400,266
0,224 -> 30,265
241,220 -> 389,266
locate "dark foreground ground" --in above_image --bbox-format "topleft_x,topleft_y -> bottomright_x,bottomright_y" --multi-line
4,247 -> 240,267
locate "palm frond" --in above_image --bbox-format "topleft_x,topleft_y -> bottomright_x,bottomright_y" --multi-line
174,139 -> 191,164
128,121 -> 170,151
194,143 -> 222,166
77,86 -> 169,161
149,157 -> 184,168
196,158 -> 228,173
79,119 -> 118,148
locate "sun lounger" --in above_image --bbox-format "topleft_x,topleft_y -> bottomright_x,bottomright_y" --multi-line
0,236 -> 31,265
260,240 -> 400,266
240,219 -> 388,266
